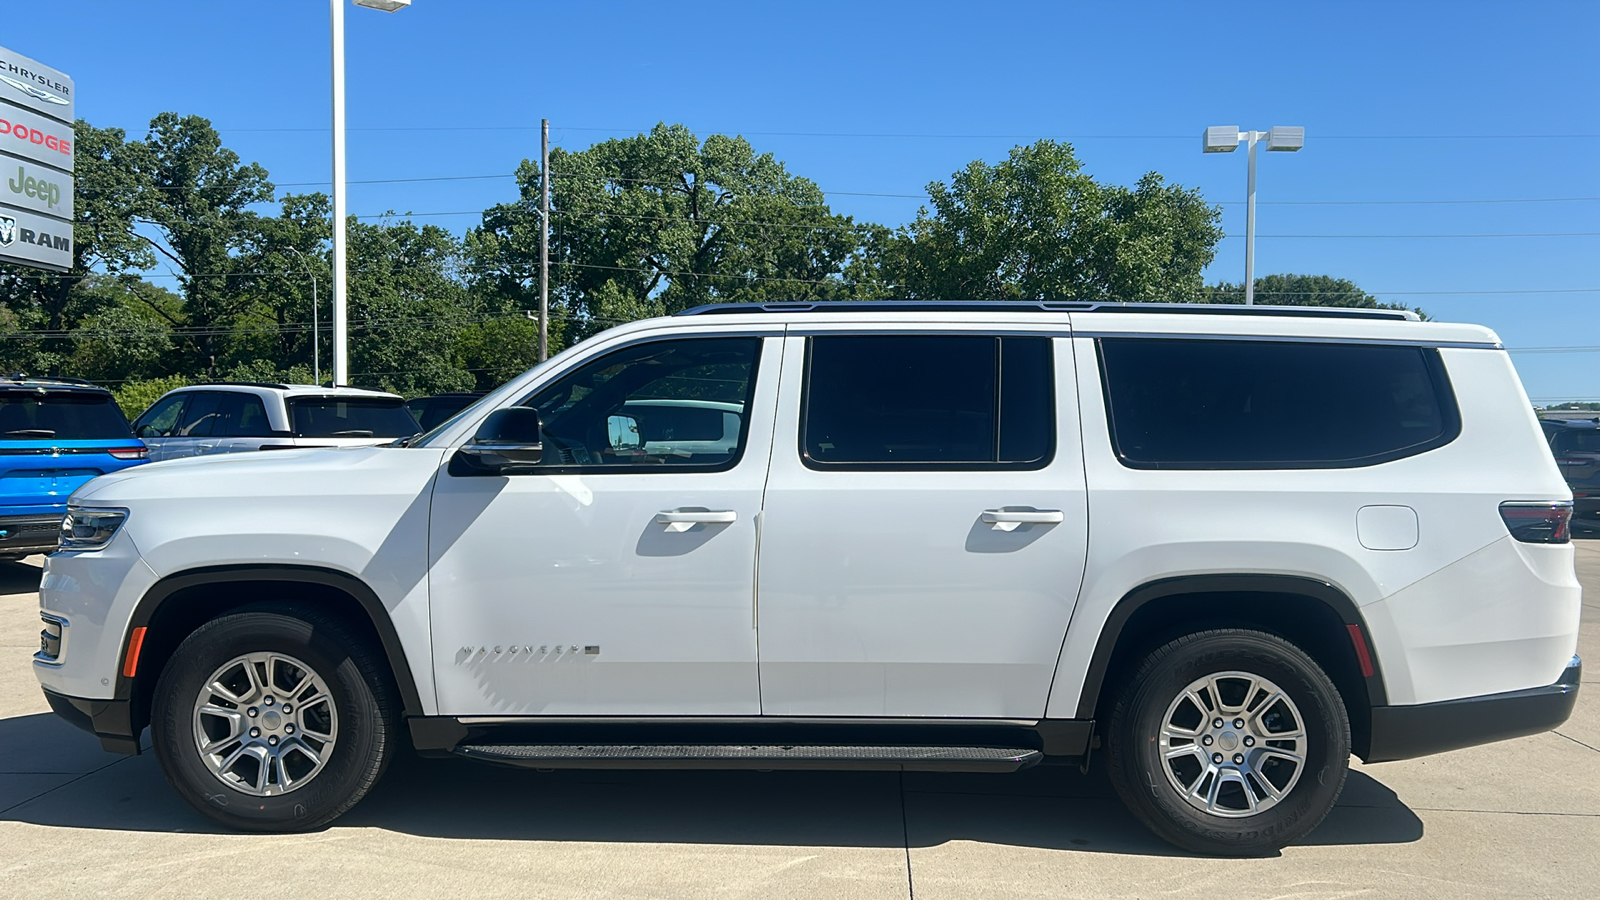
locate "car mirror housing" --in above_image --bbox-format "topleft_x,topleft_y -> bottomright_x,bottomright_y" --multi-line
452,407 -> 543,476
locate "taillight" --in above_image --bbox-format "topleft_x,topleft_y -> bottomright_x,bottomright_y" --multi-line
1499,501 -> 1572,544
107,446 -> 147,460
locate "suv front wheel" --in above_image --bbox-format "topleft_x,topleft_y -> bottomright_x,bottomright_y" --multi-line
150,605 -> 398,831
1105,629 -> 1350,856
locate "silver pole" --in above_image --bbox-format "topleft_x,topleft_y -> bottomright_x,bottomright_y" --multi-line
539,118 -> 550,363
331,0 -> 349,384
1244,130 -> 1258,306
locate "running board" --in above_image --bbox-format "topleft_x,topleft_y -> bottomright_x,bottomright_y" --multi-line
453,743 -> 1044,773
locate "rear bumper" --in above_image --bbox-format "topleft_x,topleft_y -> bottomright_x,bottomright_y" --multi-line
0,514 -> 63,555
42,688 -> 140,755
1364,656 -> 1581,762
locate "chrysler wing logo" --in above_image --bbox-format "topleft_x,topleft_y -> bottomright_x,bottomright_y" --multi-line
0,215 -> 15,248
0,74 -> 68,107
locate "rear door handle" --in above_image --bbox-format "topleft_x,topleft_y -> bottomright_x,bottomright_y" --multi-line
982,509 -> 1065,532
655,509 -> 738,532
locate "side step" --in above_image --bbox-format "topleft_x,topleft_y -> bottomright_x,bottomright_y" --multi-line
454,743 -> 1043,773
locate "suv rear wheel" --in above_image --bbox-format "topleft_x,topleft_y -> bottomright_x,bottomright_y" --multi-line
150,605 -> 397,831
1105,629 -> 1350,856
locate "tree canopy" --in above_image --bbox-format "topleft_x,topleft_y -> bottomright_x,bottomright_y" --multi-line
0,114 -> 1389,415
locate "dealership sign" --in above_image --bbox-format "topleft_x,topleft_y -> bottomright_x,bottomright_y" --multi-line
0,44 -> 72,273
0,207 -> 72,271
0,47 -> 71,122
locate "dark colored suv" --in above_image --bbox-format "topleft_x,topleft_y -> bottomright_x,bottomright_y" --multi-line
1543,417 -> 1600,532
0,378 -> 148,558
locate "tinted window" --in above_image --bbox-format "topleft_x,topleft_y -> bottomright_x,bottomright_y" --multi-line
135,394 -> 187,438
1553,431 -> 1600,455
802,335 -> 1054,469
1098,338 -> 1459,469
175,391 -> 225,437
217,393 -> 275,437
290,398 -> 419,438
0,390 -> 134,440
524,337 -> 760,470
410,395 -> 482,432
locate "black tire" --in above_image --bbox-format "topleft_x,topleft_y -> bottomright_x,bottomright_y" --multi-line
151,605 -> 398,832
1104,629 -> 1350,856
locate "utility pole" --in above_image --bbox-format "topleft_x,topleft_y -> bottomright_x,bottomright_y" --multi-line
539,118 -> 550,363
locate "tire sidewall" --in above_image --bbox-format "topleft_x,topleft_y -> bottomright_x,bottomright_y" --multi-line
152,611 -> 384,831
1114,632 -> 1350,854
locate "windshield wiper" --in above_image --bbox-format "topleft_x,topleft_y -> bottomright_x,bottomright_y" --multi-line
5,429 -> 55,438
327,430 -> 375,437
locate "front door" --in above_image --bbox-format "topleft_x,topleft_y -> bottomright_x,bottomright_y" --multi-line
756,331 -> 1089,718
429,333 -> 780,716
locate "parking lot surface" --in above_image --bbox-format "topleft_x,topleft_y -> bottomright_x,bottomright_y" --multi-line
4,543 -> 1600,898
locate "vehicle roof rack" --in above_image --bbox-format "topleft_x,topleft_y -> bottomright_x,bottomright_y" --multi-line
0,374 -> 106,389
187,381 -> 290,391
674,301 -> 1418,321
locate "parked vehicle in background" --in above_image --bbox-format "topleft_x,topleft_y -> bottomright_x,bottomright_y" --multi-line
405,392 -> 484,433
1542,416 -> 1600,533
131,383 -> 419,462
36,302 -> 1581,856
0,377 -> 147,559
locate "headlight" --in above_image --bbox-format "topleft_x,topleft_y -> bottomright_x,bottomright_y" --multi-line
59,508 -> 129,551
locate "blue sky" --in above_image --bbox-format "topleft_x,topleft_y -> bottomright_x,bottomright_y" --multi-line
10,1 -> 1598,401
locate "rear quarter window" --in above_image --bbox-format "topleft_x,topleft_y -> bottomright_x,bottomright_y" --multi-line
1097,338 -> 1461,469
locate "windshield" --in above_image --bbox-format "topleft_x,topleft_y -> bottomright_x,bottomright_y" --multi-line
289,397 -> 419,438
1553,431 -> 1600,455
0,390 -> 135,440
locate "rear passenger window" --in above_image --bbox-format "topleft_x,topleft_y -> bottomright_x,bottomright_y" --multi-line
1098,338 -> 1460,469
802,335 -> 1054,469
217,393 -> 274,437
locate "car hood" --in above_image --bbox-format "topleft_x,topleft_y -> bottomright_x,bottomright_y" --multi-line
71,444 -> 445,505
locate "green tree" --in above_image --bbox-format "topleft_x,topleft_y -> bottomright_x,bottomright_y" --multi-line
130,113 -> 274,376
872,140 -> 1223,302
472,123 -> 870,342
345,216 -> 476,396
1202,274 -> 1423,317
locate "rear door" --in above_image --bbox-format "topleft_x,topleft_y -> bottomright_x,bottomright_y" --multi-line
755,330 -> 1089,718
210,391 -> 281,454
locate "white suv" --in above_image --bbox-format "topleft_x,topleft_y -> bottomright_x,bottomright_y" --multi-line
131,383 -> 419,462
35,302 -> 1580,855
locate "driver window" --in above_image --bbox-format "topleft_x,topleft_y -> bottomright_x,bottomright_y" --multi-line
135,394 -> 188,438
523,337 -> 760,470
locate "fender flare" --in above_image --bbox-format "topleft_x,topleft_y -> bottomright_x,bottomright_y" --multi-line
117,564 -> 425,716
1071,573 -> 1388,719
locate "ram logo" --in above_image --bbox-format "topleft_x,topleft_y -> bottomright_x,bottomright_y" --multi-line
0,215 -> 15,248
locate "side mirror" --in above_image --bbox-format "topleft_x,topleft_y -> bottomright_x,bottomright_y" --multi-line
607,414 -> 642,451
451,407 -> 543,476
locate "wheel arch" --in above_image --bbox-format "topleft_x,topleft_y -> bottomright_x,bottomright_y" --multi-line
1074,574 -> 1388,758
118,564 -> 424,738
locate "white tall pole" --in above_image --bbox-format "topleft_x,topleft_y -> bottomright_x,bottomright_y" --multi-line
331,0 -> 349,385
1245,130 -> 1258,306
539,119 -> 550,363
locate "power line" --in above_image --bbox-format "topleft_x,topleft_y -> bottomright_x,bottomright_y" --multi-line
217,124 -> 1600,140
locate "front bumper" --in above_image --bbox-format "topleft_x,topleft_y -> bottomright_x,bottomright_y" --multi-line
42,688 -> 140,755
1365,656 -> 1581,763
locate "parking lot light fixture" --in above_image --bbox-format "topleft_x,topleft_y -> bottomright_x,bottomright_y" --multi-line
331,0 -> 410,386
1202,125 -> 1305,304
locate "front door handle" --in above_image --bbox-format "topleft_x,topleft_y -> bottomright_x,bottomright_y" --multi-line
655,509 -> 738,532
982,508 -> 1065,532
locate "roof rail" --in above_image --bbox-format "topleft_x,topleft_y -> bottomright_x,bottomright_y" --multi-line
674,301 -> 1418,322
0,375 -> 106,389
188,381 -> 291,391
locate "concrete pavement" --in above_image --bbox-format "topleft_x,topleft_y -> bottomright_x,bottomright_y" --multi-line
3,544 -> 1599,898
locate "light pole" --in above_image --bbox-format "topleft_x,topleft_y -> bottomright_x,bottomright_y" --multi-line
285,246 -> 320,386
1203,125 -> 1304,305
332,0 -> 410,386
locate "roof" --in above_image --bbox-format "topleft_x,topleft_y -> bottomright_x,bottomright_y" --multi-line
0,375 -> 112,394
173,383 -> 403,400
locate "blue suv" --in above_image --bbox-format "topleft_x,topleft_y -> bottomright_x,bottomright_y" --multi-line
0,377 -> 148,559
